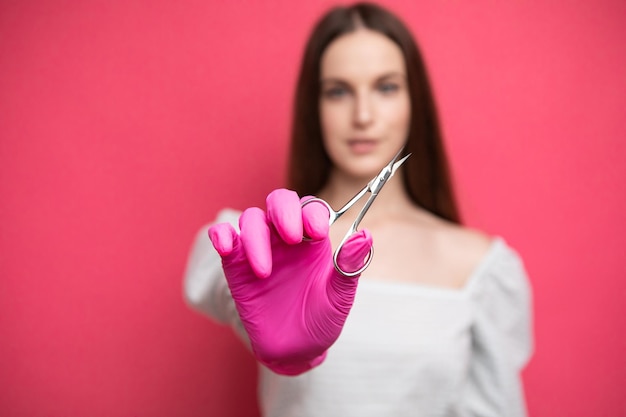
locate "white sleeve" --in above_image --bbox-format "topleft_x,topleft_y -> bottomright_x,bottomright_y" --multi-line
463,239 -> 534,417
182,209 -> 243,327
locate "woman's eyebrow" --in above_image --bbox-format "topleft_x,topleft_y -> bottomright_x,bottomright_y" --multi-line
320,78 -> 350,85
321,72 -> 407,84
377,72 -> 407,81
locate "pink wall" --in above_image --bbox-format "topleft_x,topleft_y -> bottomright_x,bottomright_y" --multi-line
1,1 -> 624,416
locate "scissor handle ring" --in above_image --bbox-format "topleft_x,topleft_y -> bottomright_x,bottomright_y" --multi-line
333,244 -> 373,278
301,197 -> 337,224
301,197 -> 373,277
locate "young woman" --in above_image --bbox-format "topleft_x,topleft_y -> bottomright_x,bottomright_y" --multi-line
184,3 -> 533,416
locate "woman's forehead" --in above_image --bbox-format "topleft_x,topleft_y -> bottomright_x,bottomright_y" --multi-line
320,29 -> 406,80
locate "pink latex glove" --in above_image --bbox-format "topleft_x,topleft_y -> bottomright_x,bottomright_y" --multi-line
208,188 -> 372,376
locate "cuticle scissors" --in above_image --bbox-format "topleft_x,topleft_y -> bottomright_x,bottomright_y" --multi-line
301,147 -> 411,277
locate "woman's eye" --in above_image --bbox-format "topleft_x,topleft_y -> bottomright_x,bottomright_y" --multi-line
324,87 -> 348,99
378,83 -> 399,94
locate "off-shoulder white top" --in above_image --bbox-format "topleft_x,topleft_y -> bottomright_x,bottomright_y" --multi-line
184,209 -> 533,417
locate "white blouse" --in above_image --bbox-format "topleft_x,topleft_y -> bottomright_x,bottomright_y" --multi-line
184,209 -> 533,417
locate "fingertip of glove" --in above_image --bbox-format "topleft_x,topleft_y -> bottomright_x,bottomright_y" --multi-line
255,265 -> 272,279
301,197 -> 330,240
239,207 -> 274,278
208,223 -> 236,256
336,229 -> 373,274
346,229 -> 373,251
267,189 -> 303,245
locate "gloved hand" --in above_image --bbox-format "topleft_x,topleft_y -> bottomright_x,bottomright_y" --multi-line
208,188 -> 372,375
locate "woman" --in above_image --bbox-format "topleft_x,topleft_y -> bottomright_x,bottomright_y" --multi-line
184,3 -> 533,416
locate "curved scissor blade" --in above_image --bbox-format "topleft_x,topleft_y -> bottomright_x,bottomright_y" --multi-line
390,153 -> 411,177
368,148 -> 411,194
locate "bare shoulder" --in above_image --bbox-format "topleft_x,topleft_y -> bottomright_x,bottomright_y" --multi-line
439,221 -> 493,261
404,209 -> 493,288
402,206 -> 491,249
431,216 -> 494,287
359,204 -> 494,288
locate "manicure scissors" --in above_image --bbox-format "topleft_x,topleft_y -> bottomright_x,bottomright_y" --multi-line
301,147 -> 411,277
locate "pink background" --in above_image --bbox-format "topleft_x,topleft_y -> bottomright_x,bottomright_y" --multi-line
1,1 -> 624,416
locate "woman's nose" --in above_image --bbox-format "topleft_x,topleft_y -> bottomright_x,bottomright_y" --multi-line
353,93 -> 373,128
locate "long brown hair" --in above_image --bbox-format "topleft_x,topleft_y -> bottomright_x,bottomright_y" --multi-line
287,2 -> 461,223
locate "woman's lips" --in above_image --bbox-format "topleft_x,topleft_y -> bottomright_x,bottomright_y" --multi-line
347,139 -> 377,154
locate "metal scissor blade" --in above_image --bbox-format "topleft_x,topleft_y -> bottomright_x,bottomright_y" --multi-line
367,148 -> 411,193
390,153 -> 411,177
333,148 -> 411,276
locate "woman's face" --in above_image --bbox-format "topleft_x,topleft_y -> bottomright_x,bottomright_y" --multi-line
319,28 -> 411,181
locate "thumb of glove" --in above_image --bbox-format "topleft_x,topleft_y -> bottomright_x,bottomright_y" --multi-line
327,229 -> 373,314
